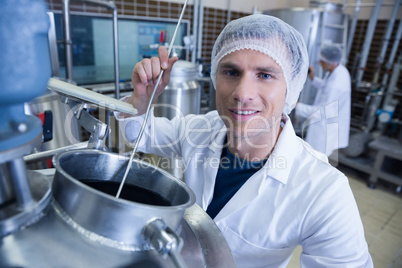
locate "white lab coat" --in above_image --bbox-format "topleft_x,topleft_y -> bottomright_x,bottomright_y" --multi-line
295,64 -> 351,156
116,108 -> 372,268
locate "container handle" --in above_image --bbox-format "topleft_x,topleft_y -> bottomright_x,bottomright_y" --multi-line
143,219 -> 187,268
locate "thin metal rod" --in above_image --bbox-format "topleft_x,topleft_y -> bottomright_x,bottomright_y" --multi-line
116,0 -> 188,198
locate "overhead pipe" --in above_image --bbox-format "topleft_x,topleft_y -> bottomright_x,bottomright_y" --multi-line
381,19 -> 402,92
62,0 -> 72,80
227,0 -> 232,24
345,1 -> 397,7
355,0 -> 382,86
62,0 -> 120,150
196,0 -> 204,61
192,0 -> 199,63
373,0 -> 401,83
345,0 -> 361,62
62,0 -> 119,99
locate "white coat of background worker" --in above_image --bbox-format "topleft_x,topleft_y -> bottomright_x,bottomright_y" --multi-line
116,14 -> 372,267
295,45 -> 351,156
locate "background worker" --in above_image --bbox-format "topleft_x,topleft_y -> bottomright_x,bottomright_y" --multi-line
295,45 -> 351,156
116,15 -> 371,267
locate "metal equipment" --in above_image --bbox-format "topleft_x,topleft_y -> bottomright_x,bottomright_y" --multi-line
24,90 -> 82,168
0,0 -> 52,237
154,60 -> 202,180
156,61 -> 202,119
264,3 -> 348,132
1,150 -> 235,267
1,0 -> 235,266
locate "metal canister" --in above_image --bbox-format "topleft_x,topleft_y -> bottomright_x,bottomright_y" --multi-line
155,60 -> 201,118
153,60 -> 201,180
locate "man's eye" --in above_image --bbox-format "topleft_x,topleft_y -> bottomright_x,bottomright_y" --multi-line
260,73 -> 272,79
224,70 -> 238,76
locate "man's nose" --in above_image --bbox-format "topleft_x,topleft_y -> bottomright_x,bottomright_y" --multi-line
232,74 -> 256,102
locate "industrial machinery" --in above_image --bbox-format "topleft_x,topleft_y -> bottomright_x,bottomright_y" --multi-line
0,0 -> 236,266
264,3 -> 348,111
153,60 -> 202,180
265,2 -> 402,192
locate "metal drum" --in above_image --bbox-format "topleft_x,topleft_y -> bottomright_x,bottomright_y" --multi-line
153,60 -> 201,180
0,150 -> 235,267
155,60 -> 201,119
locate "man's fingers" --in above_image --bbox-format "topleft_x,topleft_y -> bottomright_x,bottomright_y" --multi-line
158,46 -> 169,69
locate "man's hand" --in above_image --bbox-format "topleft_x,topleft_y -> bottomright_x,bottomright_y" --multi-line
129,46 -> 178,115
308,66 -> 315,81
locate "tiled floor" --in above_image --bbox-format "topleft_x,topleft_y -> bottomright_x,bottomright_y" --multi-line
287,165 -> 402,268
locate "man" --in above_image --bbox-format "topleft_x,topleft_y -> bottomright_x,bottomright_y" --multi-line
116,14 -> 372,267
295,45 -> 351,156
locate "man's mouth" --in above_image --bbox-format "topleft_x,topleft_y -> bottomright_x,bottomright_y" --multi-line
232,110 -> 258,115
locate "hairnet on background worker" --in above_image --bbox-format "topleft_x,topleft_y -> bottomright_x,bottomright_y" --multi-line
117,14 -> 372,268
319,44 -> 342,64
210,14 -> 308,115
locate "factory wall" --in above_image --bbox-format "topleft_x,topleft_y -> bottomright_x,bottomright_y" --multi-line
159,0 -> 402,20
45,0 -> 402,137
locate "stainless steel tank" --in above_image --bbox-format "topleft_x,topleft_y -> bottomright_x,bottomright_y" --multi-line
0,150 -> 235,267
153,60 -> 201,180
155,60 -> 201,119
24,90 -> 82,168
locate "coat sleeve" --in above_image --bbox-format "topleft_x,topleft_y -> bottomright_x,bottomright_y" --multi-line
299,177 -> 373,267
295,76 -> 326,119
114,97 -> 184,158
295,102 -> 322,119
311,76 -> 325,89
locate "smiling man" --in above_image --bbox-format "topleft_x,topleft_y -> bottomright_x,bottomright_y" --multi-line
117,14 -> 372,268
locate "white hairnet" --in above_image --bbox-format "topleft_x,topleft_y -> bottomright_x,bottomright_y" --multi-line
210,14 -> 308,114
319,45 -> 342,64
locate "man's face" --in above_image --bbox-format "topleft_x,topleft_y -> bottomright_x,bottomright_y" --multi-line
319,60 -> 333,71
215,49 -> 287,141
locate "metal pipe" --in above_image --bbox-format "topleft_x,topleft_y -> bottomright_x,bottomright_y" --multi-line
192,0 -> 199,64
373,0 -> 401,83
112,7 -> 119,100
197,0 -> 204,61
62,0 -> 119,99
346,0 -> 361,61
345,2 -> 398,7
62,0 -> 120,150
8,158 -> 34,209
24,142 -> 89,164
0,164 -> 13,205
382,19 -> 402,87
382,55 -> 401,109
355,0 -> 383,86
227,0 -> 232,24
62,0 -> 73,80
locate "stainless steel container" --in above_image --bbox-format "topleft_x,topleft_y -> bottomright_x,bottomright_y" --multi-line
24,90 -> 81,167
153,61 -> 201,179
52,149 -> 195,247
155,60 -> 201,119
0,150 -> 235,267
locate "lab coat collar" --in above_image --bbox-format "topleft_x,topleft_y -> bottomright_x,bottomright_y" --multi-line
206,113 -> 299,185
262,113 -> 298,185
213,114 -> 299,222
